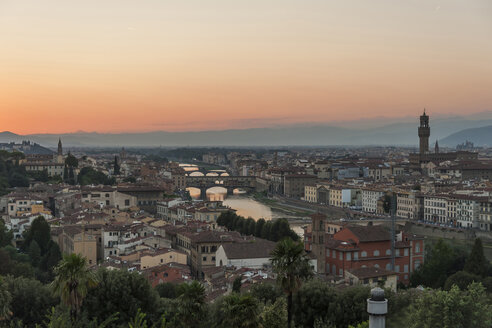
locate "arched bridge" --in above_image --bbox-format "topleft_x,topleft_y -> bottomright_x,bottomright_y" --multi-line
185,176 -> 257,194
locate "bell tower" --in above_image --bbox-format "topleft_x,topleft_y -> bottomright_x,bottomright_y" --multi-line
418,110 -> 430,154
311,213 -> 326,274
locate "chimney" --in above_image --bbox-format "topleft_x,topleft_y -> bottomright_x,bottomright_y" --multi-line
367,287 -> 388,328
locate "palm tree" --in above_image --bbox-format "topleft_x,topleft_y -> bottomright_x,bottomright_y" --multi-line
270,238 -> 313,328
176,280 -> 207,327
215,293 -> 259,328
51,253 -> 98,320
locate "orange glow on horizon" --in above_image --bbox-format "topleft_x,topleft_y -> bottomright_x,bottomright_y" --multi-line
1,0 -> 491,134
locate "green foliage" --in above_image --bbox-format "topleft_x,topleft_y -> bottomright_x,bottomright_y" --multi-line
410,239 -> 466,288
444,270 -> 482,291
348,321 -> 369,328
250,282 -> 283,305
212,293 -> 259,328
217,211 -> 299,242
82,269 -> 160,326
232,276 -> 242,293
0,277 -> 12,321
271,238 -> 313,328
408,283 -> 492,328
0,151 -> 29,195
259,297 -> 287,328
155,283 -> 177,299
113,156 -> 120,175
173,281 -> 207,328
3,275 -> 57,326
64,153 -> 78,168
464,238 -> 488,277
77,167 -> 115,186
123,176 -> 137,183
23,216 -> 51,254
292,280 -> 369,328
51,254 -> 99,318
0,219 -> 13,247
29,240 -> 42,267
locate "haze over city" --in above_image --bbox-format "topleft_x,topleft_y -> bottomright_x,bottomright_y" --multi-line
1,0 -> 491,134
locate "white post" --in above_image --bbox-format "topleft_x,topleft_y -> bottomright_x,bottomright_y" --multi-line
367,287 -> 388,328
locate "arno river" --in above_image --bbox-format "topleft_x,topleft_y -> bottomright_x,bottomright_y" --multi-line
181,163 -> 306,236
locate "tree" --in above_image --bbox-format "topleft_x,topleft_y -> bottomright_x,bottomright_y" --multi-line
259,298 -> 287,328
175,281 -> 207,328
255,218 -> 266,237
113,156 -> 120,175
410,239 -> 465,288
250,282 -> 283,305
51,254 -> 99,320
271,238 -> 313,328
155,282 -> 177,299
0,248 -> 12,275
65,153 -> 79,168
3,275 -> 57,326
444,270 -> 481,291
40,241 -> 62,273
0,219 -> 13,247
408,283 -> 492,328
29,240 -> 42,267
82,269 -> 161,326
0,277 -> 12,321
232,276 -> 242,293
213,293 -> 259,328
23,216 -> 51,254
464,238 -> 488,277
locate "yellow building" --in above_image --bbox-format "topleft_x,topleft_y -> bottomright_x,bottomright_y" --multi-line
140,248 -> 187,269
58,226 -> 98,266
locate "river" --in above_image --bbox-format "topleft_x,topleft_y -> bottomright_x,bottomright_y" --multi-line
186,186 -> 306,237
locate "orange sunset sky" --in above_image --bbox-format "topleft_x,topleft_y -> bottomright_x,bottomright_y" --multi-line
1,0 -> 492,134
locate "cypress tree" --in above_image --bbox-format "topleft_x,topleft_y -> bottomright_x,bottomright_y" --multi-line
464,238 -> 488,277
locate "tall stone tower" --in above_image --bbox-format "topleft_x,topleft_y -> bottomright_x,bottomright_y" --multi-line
311,213 -> 326,274
56,138 -> 64,164
418,110 -> 430,154
57,138 -> 63,156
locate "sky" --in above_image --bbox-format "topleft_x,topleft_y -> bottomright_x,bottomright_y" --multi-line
1,0 -> 491,134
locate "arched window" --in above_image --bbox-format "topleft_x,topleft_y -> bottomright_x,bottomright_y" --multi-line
386,249 -> 391,256
373,250 -> 380,256
361,251 -> 367,257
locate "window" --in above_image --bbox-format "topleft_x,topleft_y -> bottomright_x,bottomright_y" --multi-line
373,250 -> 380,256
363,278 -> 369,284
404,264 -> 408,273
395,265 -> 400,272
386,249 -> 391,256
404,249 -> 409,256
361,251 -> 367,257
202,256 -> 207,261
353,252 -> 358,260
346,253 -> 351,261
160,259 -> 163,263
386,263 -> 391,270
212,256 -> 216,261
125,199 -> 130,206
415,260 -> 421,269
332,250 -> 336,259
396,249 -> 400,256
374,264 -> 379,268
326,249 -> 330,257
164,273 -> 168,277
339,253 -> 342,260
339,269 -> 343,276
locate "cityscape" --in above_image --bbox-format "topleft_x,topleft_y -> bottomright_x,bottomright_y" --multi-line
1,1 -> 492,328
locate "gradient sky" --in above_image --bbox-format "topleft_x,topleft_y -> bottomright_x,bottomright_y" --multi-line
1,0 -> 492,134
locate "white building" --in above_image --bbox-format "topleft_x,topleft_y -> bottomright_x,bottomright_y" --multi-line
362,189 -> 385,213
216,239 -> 276,269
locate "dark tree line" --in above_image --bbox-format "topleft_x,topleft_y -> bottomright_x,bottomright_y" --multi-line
0,150 -> 29,195
216,211 -> 299,242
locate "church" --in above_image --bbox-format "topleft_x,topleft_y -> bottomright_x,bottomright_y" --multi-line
409,111 -> 477,167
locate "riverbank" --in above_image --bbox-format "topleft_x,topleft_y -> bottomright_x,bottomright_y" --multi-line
252,192 -> 313,217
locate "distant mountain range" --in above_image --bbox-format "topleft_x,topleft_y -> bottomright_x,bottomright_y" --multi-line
440,126 -> 492,147
2,113 -> 492,147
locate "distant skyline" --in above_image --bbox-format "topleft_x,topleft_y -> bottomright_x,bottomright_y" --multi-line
1,0 -> 491,134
